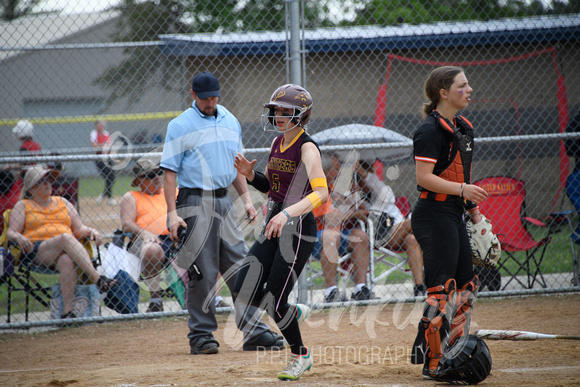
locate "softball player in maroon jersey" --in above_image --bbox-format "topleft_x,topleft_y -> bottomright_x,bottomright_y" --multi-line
233,84 -> 328,380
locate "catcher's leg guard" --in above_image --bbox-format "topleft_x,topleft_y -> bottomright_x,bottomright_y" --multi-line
411,279 -> 456,378
450,275 -> 479,346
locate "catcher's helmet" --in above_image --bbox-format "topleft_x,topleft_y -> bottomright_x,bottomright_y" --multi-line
262,84 -> 313,132
436,334 -> 492,385
12,120 -> 34,139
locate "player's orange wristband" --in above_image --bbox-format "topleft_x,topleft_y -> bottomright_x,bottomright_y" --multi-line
307,192 -> 322,209
310,177 -> 328,190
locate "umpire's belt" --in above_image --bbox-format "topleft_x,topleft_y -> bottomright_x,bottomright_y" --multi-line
181,187 -> 228,198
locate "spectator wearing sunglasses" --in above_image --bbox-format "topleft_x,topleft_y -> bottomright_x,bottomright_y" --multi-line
120,153 -> 174,312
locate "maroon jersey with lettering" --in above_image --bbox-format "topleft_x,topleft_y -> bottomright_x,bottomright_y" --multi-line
267,131 -> 319,204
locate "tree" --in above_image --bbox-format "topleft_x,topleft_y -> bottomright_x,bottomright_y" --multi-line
1,0 -> 43,21
95,0 -> 575,107
95,0 -> 336,107
348,0 -> 540,26
551,0 -> 580,13
94,0 -> 191,107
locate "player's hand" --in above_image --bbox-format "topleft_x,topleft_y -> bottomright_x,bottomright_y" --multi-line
265,212 -> 289,239
463,184 -> 489,204
168,213 -> 187,242
244,202 -> 258,224
234,153 -> 257,178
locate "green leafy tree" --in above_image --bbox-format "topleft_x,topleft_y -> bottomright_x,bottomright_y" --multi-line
551,0 -> 580,13
349,0 -> 539,26
1,0 -> 43,21
95,0 -> 335,106
96,0 -> 576,106
94,0 -> 191,107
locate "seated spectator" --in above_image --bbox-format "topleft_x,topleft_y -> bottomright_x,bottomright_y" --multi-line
120,155 -> 173,313
356,161 -> 426,296
7,165 -> 117,321
313,201 -> 372,302
120,155 -> 231,312
312,155 -> 373,302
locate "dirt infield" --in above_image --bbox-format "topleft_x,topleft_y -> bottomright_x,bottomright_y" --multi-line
1,294 -> 578,386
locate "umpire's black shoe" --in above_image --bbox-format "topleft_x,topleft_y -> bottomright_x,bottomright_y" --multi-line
351,285 -> 372,301
190,336 -> 219,355
243,330 -> 285,351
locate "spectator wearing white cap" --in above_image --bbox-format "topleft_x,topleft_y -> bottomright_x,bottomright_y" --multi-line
4,120 -> 42,175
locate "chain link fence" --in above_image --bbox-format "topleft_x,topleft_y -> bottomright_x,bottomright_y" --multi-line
1,1 -> 579,328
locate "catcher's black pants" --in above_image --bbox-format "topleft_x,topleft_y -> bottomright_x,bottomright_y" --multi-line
411,198 -> 474,289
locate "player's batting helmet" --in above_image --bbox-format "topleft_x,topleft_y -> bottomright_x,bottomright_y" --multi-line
435,334 -> 492,385
262,84 -> 313,132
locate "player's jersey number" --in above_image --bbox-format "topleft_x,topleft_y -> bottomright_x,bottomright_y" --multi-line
271,173 -> 280,192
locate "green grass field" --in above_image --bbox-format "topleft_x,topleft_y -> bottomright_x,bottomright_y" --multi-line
77,174 -> 135,198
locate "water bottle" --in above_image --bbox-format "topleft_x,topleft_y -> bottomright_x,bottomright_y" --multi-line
0,246 -> 5,277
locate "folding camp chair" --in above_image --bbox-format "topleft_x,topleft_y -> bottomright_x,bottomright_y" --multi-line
306,195 -> 413,302
106,229 -> 188,311
474,176 -> 555,290
1,209 -> 100,323
367,196 -> 413,294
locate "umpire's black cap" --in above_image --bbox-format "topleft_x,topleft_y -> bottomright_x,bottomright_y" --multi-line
192,72 -> 221,99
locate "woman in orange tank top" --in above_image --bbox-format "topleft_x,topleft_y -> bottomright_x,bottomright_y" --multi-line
7,165 -> 117,322
120,157 -> 173,313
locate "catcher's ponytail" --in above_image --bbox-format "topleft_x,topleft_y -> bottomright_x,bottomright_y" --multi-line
422,101 -> 437,117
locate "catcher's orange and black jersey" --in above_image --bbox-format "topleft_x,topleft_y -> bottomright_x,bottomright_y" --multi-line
413,111 -> 476,208
267,130 -> 319,204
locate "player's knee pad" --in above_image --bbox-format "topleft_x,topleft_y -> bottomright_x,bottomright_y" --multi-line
450,275 -> 479,345
411,279 -> 456,368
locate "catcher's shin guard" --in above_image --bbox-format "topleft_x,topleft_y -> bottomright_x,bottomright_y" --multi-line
450,275 -> 479,346
411,279 -> 456,378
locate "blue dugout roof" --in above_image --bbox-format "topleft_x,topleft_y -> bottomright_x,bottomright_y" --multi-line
160,14 -> 580,57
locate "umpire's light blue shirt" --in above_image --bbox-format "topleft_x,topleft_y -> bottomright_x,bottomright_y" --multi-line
160,102 -> 243,190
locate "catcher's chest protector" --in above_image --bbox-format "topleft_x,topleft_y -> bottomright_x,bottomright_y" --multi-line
432,112 -> 474,184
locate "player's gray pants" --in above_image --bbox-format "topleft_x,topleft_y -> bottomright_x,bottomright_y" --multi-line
176,190 -> 270,345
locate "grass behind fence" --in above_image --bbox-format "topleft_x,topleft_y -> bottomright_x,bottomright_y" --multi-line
78,174 -> 134,198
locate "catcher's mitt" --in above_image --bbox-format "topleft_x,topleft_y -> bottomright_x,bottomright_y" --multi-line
466,214 -> 501,269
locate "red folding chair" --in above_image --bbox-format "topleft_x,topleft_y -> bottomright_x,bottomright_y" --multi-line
395,196 -> 411,218
474,176 -> 554,290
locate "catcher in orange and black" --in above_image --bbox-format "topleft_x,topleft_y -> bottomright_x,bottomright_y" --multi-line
409,66 -> 492,384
